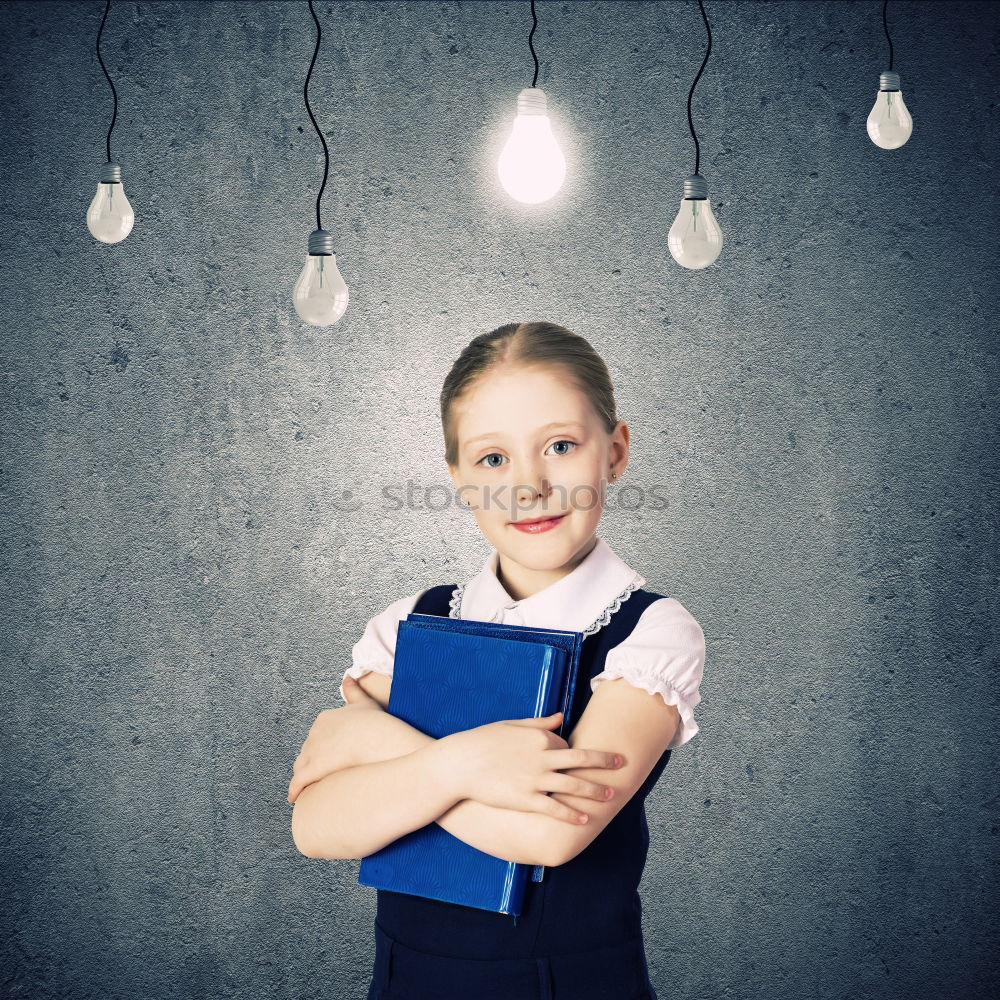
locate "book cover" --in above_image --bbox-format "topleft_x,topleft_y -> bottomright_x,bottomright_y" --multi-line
357,618 -> 583,915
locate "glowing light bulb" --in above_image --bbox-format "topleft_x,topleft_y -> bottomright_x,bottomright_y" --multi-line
497,88 -> 566,205
86,162 -> 134,244
867,71 -> 913,149
668,174 -> 723,270
293,229 -> 349,326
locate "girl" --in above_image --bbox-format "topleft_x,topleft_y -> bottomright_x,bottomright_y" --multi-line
288,321 -> 706,1000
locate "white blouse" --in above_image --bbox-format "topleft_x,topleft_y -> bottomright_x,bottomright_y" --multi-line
340,536 -> 705,750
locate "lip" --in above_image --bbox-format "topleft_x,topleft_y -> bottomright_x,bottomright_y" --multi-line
510,514 -> 566,534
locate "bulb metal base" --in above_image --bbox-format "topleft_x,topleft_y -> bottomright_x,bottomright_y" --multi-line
308,229 -> 335,256
100,162 -> 122,184
516,88 -> 548,115
683,174 -> 709,200
879,71 -> 901,92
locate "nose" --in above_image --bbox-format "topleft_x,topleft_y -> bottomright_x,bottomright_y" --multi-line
514,466 -> 551,506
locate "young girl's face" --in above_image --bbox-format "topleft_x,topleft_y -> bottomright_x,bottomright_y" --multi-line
447,363 -> 628,581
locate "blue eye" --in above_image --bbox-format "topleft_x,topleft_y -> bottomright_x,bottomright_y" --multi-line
549,440 -> 577,456
474,441 -> 577,467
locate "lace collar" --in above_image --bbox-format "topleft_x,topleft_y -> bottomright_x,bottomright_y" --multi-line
450,535 -> 646,636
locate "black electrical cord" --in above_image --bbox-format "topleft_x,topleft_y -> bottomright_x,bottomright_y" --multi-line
882,0 -> 894,72
686,0 -> 712,177
95,0 -> 117,164
304,0 -> 330,233
528,0 -> 540,88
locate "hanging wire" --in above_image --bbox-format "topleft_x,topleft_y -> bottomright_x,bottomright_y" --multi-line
882,0 -> 894,72
686,0 -> 713,177
528,0 -> 540,88
304,0 -> 330,232
95,0 -> 118,164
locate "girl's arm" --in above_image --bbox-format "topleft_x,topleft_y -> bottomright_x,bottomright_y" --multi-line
358,708 -> 573,868
291,736 -> 462,860
326,677 -> 682,871
292,675 -> 595,867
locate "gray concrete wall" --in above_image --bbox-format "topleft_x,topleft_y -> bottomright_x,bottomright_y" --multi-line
1,1 -> 996,998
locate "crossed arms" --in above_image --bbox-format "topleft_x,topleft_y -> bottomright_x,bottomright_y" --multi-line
289,670 -> 681,867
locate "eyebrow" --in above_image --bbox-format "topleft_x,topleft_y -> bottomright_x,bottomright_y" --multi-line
464,421 -> 587,449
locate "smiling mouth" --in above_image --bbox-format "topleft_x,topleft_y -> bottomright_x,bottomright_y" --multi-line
511,514 -> 566,525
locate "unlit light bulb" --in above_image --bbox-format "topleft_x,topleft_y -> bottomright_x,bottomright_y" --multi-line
293,229 -> 349,326
668,174 -> 723,270
86,162 -> 134,244
497,88 -> 566,205
867,71 -> 913,149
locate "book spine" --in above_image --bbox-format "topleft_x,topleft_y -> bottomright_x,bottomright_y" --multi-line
529,645 -> 569,886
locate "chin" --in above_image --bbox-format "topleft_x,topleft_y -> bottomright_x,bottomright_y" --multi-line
504,519 -> 590,553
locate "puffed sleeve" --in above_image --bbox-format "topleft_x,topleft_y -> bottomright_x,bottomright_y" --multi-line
338,587 -> 429,704
590,597 -> 705,749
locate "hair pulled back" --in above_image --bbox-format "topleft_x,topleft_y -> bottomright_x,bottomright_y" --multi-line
440,321 -> 618,467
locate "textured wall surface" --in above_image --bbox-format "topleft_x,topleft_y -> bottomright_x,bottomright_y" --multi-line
1,1 -> 997,998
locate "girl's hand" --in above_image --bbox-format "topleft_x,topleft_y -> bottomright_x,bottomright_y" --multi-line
444,711 -> 624,824
287,679 -> 386,804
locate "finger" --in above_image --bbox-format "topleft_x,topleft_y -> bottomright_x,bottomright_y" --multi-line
344,678 -> 375,703
287,767 -> 316,803
535,793 -> 589,825
540,773 -> 614,801
546,748 -> 623,771
288,776 -> 312,804
512,711 -> 562,727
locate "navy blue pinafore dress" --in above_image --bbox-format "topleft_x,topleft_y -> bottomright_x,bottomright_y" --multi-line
365,583 -> 672,1000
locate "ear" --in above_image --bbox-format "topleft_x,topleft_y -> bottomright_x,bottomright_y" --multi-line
611,420 -> 630,472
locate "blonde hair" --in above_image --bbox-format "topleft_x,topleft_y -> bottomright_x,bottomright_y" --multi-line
440,321 -> 619,467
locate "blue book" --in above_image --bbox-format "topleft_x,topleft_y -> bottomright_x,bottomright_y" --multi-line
357,615 -> 584,916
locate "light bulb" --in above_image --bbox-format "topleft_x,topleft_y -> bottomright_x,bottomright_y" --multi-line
668,174 -> 723,270
293,229 -> 349,326
86,162 -> 134,244
867,71 -> 913,149
497,88 -> 566,205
